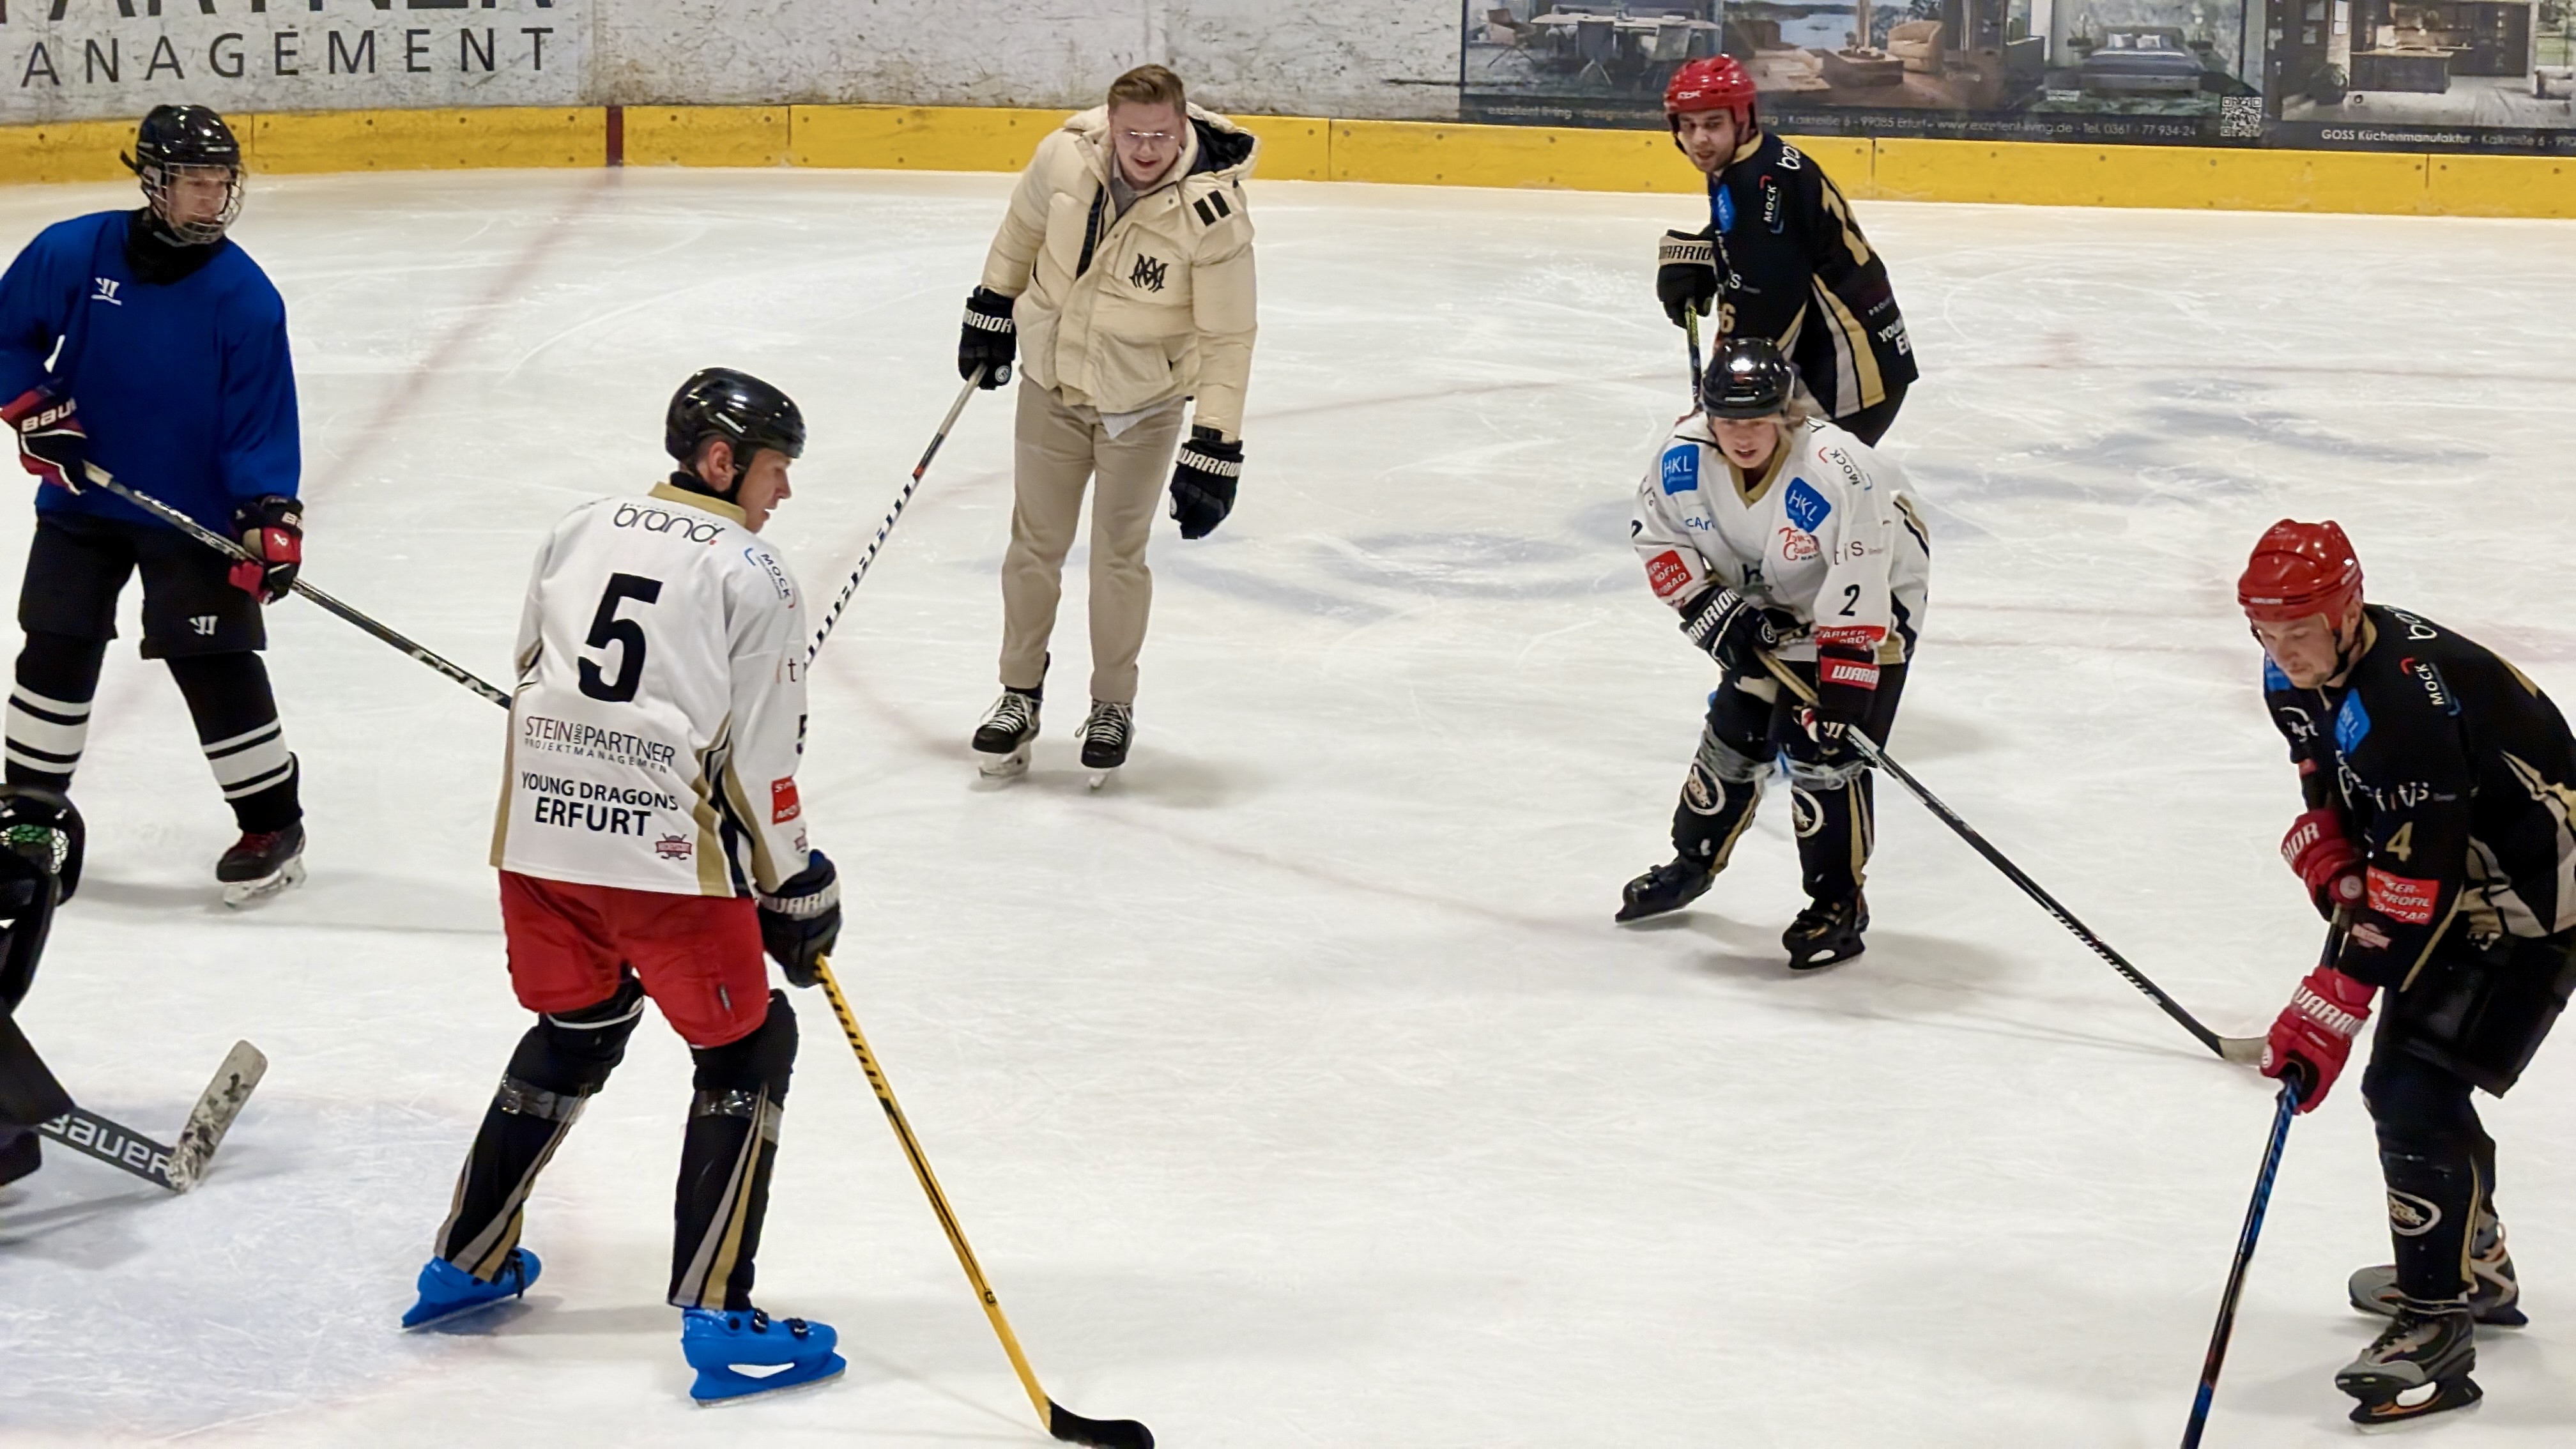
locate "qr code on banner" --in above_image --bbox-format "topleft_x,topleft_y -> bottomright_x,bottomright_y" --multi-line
2221,96 -> 2263,139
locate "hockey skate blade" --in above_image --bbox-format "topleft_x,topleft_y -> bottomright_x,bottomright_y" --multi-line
164,1040 -> 266,1193
1086,767 -> 1119,792
222,856 -> 306,909
976,744 -> 1032,781
689,1352 -> 846,1407
2349,1376 -> 2482,1430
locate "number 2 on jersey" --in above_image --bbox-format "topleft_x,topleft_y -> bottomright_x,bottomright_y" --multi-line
578,573 -> 663,703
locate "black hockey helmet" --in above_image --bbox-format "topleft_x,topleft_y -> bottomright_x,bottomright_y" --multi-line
664,369 -> 806,484
0,786 -> 83,910
123,105 -> 244,245
1700,336 -> 1797,419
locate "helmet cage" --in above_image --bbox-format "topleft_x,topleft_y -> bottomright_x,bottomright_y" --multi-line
138,160 -> 244,246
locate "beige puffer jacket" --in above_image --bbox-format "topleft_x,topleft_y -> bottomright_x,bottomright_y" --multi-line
981,104 -> 1259,441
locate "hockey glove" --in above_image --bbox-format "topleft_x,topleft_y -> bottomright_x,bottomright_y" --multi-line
1170,425 -> 1241,540
758,849 -> 840,989
2261,963 -> 2374,1113
1798,647 -> 1882,764
227,495 -> 303,603
1676,585 -> 1790,675
958,287 -> 1017,389
2281,807 -> 2365,919
1655,228 -> 1718,328
3,388 -> 86,494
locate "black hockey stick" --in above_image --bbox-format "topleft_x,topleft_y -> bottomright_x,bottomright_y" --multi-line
2180,1073 -> 2303,1447
1753,652 -> 2251,1060
1684,308 -> 1705,406
36,1039 -> 267,1193
807,369 -> 986,664
810,958 -> 1154,1449
79,464 -> 512,709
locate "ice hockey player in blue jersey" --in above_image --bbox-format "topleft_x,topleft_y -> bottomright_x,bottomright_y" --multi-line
0,106 -> 307,907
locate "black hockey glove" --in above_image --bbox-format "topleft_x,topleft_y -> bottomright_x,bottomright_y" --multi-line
227,495 -> 303,604
1170,425 -> 1241,540
3,387 -> 86,494
758,849 -> 840,989
1676,585 -> 1791,676
1655,228 -> 1718,328
958,287 -> 1017,389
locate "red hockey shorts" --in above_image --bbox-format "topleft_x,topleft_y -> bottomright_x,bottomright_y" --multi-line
498,871 -> 769,1049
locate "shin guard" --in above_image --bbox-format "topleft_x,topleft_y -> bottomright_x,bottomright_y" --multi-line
671,992 -> 796,1312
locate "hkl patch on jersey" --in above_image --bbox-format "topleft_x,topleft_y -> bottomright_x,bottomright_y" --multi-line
2262,656 -> 2290,692
1782,477 -> 1832,533
1660,445 -> 1700,496
1645,549 -> 1692,599
2335,693 -> 2372,755
770,778 -> 801,824
1712,186 -> 1736,235
2366,867 -> 2439,926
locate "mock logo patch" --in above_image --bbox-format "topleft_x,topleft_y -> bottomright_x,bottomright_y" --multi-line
2366,867 -> 2438,924
2334,693 -> 2371,755
1660,445 -> 1700,496
770,778 -> 801,825
2402,657 -> 2460,716
1782,477 -> 1832,533
1644,549 -> 1692,599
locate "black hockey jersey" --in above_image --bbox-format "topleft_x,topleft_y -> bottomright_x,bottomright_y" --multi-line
1694,130 -> 1917,420
2264,605 -> 2576,990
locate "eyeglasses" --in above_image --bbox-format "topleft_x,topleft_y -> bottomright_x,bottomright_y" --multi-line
1118,130 -> 1177,145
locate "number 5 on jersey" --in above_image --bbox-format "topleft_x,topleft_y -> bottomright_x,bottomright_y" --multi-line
579,573 -> 662,703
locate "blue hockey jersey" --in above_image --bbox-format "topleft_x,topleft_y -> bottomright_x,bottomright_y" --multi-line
0,210 -> 299,532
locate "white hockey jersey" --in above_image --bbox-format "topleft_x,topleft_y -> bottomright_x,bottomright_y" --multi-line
1630,415 -> 1930,664
491,482 -> 813,898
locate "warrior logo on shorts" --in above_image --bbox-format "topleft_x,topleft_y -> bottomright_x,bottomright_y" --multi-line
2387,1190 -> 2442,1238
1130,254 -> 1169,292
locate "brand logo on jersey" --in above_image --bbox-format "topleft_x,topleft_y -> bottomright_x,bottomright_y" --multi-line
2386,1190 -> 2442,1237
2334,693 -> 2371,755
612,502 -> 724,544
1760,176 -> 1784,233
1644,549 -> 1692,599
654,834 -> 694,861
1712,186 -> 1736,235
190,615 -> 217,635
520,716 -> 679,772
1781,477 -> 1832,533
770,778 -> 801,825
90,277 -> 121,306
1660,445 -> 1700,496
1775,526 -> 1818,562
2387,608 -> 2440,643
2366,868 -> 2439,925
2400,657 -> 2460,717
1129,254 -> 1169,292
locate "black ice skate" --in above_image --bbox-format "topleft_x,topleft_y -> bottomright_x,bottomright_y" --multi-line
1615,857 -> 1716,923
2350,1213 -> 2526,1328
972,687 -> 1041,779
2337,1298 -> 2481,1429
217,821 -> 305,908
1782,892 -> 1867,970
1079,700 -> 1132,789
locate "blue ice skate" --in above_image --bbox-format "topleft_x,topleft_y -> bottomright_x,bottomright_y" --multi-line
682,1307 -> 846,1405
401,1248 -> 541,1330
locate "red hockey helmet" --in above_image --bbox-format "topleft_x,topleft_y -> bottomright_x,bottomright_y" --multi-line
1664,56 -> 1757,130
2238,519 -> 2363,624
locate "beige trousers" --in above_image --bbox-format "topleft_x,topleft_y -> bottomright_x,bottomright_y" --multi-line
998,380 -> 1184,704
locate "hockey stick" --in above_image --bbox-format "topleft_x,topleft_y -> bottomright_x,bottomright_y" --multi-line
78,463 -> 512,709
809,958 -> 1153,1449
1752,652 -> 2254,1061
2179,1072 -> 2303,1448
36,1040 -> 266,1193
807,370 -> 985,664
1684,308 -> 1705,405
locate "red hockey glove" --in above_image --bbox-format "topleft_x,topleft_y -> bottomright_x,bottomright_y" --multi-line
1797,643 -> 1880,763
2280,807 -> 2365,919
2260,963 -> 2374,1113
227,495 -> 302,603
4,387 -> 86,493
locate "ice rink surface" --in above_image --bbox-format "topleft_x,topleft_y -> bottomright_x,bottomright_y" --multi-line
1,165 -> 2572,1448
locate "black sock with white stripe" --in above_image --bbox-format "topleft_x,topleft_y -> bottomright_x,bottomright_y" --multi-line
6,632 -> 107,795
166,652 -> 300,834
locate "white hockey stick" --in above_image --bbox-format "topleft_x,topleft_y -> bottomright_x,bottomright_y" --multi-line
37,1040 -> 267,1193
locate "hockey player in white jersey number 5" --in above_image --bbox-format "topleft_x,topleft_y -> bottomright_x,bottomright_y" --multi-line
401,370 -> 848,1406
1618,338 -> 1931,969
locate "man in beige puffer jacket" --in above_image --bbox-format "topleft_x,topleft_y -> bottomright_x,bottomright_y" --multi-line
956,64 -> 1258,782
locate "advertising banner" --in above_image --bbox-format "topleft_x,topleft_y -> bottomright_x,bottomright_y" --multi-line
1,0 -> 588,125
1459,0 -> 2576,151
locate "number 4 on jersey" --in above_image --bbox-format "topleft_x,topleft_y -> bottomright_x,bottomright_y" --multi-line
579,574 -> 661,703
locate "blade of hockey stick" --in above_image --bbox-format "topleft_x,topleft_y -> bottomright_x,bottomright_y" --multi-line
165,1041 -> 268,1192
2216,1035 -> 2266,1066
1049,1401 -> 1156,1449
80,464 -> 512,709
